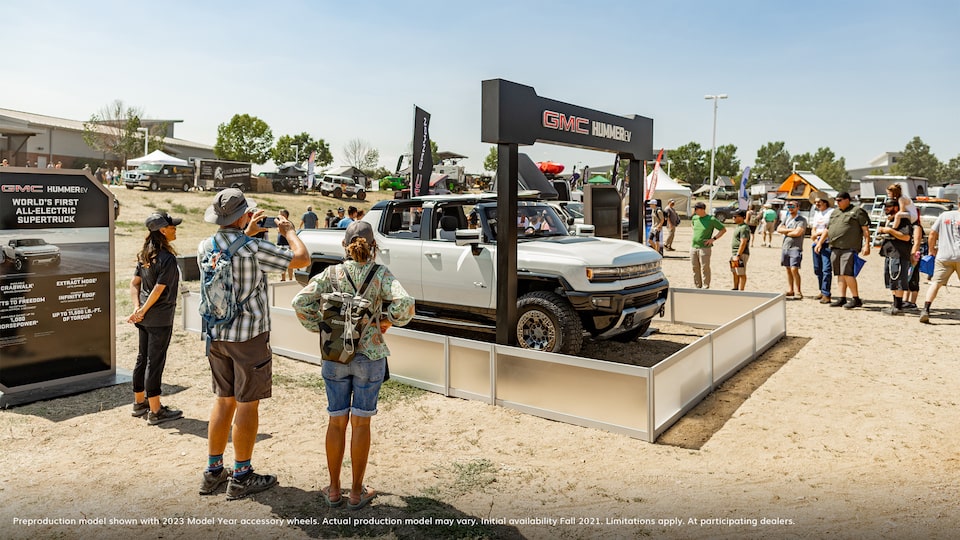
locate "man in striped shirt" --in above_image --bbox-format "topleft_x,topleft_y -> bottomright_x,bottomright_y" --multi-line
197,189 -> 309,500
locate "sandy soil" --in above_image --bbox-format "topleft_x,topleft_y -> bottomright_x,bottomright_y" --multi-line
1,187 -> 958,540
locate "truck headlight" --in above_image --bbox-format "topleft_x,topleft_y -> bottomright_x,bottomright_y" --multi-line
586,261 -> 662,282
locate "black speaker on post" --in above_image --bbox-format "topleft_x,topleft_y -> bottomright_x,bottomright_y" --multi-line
583,184 -> 623,239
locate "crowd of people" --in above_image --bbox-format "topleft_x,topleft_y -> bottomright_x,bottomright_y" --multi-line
121,188 -> 413,508
681,188 -> 959,323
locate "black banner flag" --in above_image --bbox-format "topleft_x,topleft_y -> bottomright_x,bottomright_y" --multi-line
412,106 -> 433,197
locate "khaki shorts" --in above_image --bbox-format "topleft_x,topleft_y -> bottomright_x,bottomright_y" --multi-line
208,332 -> 273,402
931,259 -> 960,286
732,254 -> 749,276
764,222 -> 776,233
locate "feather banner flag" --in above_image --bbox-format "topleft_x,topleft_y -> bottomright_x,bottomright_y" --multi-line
644,148 -> 664,201
306,150 -> 316,190
738,166 -> 751,210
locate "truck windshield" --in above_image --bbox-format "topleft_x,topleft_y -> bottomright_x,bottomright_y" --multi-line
16,239 -> 46,247
137,163 -> 163,173
484,204 -> 569,241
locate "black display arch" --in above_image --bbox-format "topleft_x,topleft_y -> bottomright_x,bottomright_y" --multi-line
481,79 -> 654,347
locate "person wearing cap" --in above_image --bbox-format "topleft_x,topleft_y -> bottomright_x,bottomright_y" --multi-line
299,206 -> 319,230
729,210 -> 750,290
809,196 -> 835,303
690,201 -> 726,289
815,192 -> 871,309
330,207 -> 345,228
777,201 -> 808,299
197,188 -> 310,500
663,199 -> 680,251
292,221 -> 415,510
874,198 -> 915,315
128,212 -> 184,425
337,206 -> 358,229
646,199 -> 665,253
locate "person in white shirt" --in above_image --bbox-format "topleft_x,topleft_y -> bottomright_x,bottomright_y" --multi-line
809,197 -> 835,304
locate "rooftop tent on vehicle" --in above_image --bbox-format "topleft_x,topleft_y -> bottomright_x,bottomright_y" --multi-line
277,164 -> 306,176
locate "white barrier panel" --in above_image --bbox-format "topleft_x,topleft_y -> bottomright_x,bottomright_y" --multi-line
183,285 -> 786,442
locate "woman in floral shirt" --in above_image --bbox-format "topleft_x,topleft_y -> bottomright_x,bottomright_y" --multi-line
292,221 -> 414,510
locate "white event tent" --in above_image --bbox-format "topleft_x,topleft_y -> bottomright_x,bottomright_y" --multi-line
646,168 -> 692,217
126,150 -> 189,167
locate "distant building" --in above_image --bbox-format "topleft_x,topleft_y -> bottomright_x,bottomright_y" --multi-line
0,108 -> 215,168
846,152 -> 902,181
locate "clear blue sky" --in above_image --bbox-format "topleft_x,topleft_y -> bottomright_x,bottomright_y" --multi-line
3,0 -> 958,177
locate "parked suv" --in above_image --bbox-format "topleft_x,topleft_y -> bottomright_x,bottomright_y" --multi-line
318,174 -> 366,200
712,201 -> 740,222
124,163 -> 196,191
917,202 -> 957,232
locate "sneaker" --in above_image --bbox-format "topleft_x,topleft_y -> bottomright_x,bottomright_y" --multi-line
843,297 -> 863,309
919,309 -> 930,323
199,468 -> 232,495
829,297 -> 846,307
902,302 -> 918,310
226,471 -> 278,501
131,400 -> 149,418
147,405 -> 183,425
880,306 -> 903,316
819,296 -> 832,305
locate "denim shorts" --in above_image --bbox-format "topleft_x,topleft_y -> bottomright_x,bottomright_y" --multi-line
781,247 -> 802,268
321,353 -> 385,418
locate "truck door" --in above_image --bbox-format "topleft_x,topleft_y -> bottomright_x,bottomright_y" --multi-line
376,204 -> 424,298
419,205 -> 494,309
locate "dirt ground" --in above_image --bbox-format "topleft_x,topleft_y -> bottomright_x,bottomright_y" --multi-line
1,186 -> 958,540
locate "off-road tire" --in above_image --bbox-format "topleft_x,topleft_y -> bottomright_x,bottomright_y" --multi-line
516,291 -> 583,355
355,190 -> 366,201
14,257 -> 26,272
333,187 -> 343,198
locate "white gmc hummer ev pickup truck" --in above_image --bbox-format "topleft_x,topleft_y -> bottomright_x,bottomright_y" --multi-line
295,193 -> 668,355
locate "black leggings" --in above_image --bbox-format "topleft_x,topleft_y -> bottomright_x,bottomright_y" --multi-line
133,324 -> 173,397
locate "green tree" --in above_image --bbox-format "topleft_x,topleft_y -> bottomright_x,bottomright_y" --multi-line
272,132 -> 332,167
82,99 -> 167,165
214,114 -> 273,164
431,140 -> 440,165
366,166 -> 392,181
483,146 -> 498,172
753,141 -> 792,183
793,147 -> 849,191
666,142 -> 707,186
891,136 -> 942,182
941,154 -> 960,183
712,144 -> 740,178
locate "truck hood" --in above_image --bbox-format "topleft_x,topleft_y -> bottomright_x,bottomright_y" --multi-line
515,236 -> 660,266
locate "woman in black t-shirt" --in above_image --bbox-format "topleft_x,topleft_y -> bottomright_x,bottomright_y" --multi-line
128,212 -> 185,425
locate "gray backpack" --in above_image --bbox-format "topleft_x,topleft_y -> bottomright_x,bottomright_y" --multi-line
319,264 -> 380,364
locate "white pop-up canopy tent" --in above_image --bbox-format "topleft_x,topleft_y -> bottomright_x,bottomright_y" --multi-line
646,168 -> 692,216
127,150 -> 189,167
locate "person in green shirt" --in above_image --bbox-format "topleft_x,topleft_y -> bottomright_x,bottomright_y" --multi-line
690,201 -> 727,288
730,210 -> 750,290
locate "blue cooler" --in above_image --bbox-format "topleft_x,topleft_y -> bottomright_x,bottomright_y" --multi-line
919,255 -> 936,277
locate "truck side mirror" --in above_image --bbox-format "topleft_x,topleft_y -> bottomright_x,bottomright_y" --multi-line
455,229 -> 481,247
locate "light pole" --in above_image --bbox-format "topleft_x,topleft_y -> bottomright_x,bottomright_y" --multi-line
291,144 -> 299,165
136,127 -> 149,157
704,94 -> 728,212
